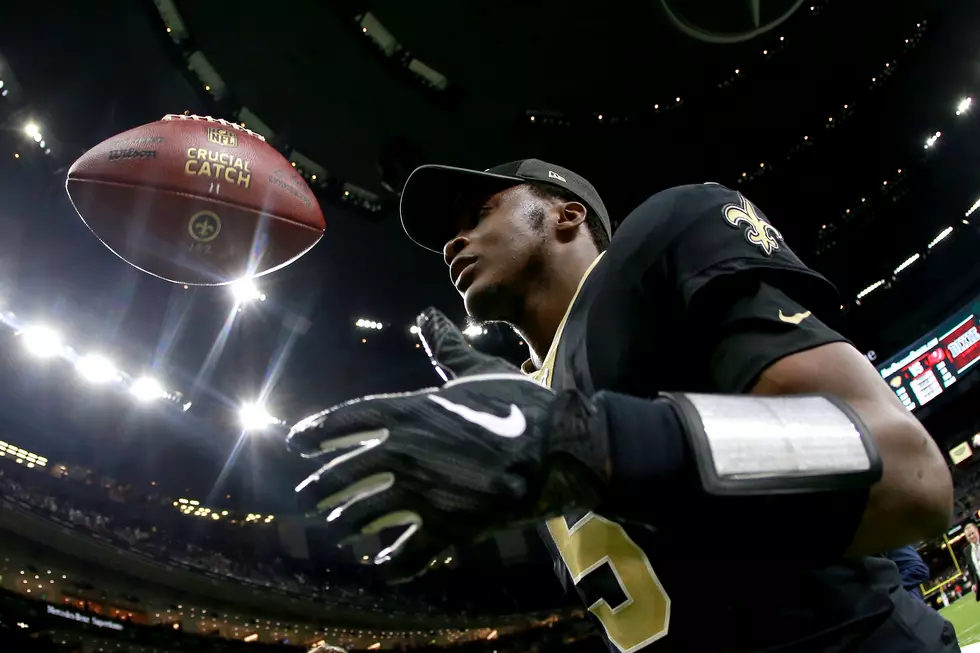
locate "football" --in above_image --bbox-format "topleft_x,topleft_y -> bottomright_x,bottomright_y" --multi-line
66,114 -> 325,285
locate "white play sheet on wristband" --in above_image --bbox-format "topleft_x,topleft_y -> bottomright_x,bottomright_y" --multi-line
684,394 -> 872,478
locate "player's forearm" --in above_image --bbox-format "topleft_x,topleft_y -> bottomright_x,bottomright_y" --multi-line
747,341 -> 953,556
590,390 -> 950,562
840,398 -> 951,556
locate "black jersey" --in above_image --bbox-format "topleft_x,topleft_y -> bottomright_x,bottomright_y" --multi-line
530,184 -> 956,653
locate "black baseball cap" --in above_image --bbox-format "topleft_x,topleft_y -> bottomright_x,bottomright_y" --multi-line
400,159 -> 611,254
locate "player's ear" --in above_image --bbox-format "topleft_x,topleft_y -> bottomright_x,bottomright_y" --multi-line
555,201 -> 588,237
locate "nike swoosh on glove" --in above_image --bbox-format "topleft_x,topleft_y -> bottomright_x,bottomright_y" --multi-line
287,307 -> 610,583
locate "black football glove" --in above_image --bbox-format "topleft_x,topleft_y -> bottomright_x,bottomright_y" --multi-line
287,307 -> 610,582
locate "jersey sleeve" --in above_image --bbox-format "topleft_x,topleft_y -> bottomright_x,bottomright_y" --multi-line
708,280 -> 849,392
625,183 -> 838,308
615,183 -> 847,393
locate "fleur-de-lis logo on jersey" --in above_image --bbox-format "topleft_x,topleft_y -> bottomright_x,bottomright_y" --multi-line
188,211 -> 221,243
723,194 -> 783,256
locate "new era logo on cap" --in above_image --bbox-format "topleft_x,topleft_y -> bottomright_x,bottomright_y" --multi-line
548,170 -> 567,183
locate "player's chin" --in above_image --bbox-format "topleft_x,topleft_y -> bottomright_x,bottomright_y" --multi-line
461,279 -> 496,322
462,279 -> 507,322
461,283 -> 487,319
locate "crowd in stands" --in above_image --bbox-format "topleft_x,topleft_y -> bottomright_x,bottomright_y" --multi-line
0,586 -> 595,653
0,463 -> 551,618
951,462 -> 980,522
0,466 -> 296,589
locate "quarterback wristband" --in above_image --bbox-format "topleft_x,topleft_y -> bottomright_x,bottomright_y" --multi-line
594,391 -> 883,561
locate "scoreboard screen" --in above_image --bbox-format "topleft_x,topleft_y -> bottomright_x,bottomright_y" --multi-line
877,295 -> 980,412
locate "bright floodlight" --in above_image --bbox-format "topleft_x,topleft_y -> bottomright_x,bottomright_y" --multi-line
230,279 -> 265,303
24,123 -> 38,138
356,318 -> 383,330
21,326 -> 62,358
409,325 -> 420,335
76,354 -> 120,383
131,377 -> 166,401
240,402 -> 277,431
928,226 -> 954,249
966,197 -> 980,219
957,97 -> 973,116
462,324 -> 485,338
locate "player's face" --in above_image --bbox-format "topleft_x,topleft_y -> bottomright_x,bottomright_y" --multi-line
968,526 -> 979,544
444,185 -> 549,321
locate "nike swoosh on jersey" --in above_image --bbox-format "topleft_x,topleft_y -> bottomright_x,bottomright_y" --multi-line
428,395 -> 527,438
778,310 -> 812,325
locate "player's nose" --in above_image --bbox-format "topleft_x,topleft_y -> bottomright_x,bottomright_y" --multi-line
443,235 -> 468,267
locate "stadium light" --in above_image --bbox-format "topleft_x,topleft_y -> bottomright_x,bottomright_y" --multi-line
76,354 -> 121,383
23,123 -> 39,138
957,97 -> 973,116
856,279 -> 886,300
966,197 -> 980,219
239,402 -> 277,430
131,376 -> 166,401
20,326 -> 62,358
355,318 -> 383,330
925,131 -> 941,149
230,278 -> 265,303
893,253 -> 920,275
462,325 -> 485,338
409,325 -> 420,335
928,226 -> 954,249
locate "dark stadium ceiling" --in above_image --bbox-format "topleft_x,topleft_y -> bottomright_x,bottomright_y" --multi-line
0,0 -> 979,506
165,0 -> 980,304
175,0 -> 744,195
172,0 -> 936,202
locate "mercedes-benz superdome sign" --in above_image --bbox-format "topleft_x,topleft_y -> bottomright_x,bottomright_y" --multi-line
659,0 -> 806,43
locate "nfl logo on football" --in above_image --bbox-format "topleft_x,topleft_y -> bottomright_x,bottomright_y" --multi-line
207,127 -> 237,147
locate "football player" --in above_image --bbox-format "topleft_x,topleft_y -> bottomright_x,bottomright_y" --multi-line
289,160 -> 956,652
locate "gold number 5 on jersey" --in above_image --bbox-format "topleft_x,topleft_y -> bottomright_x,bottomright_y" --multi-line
546,513 -> 671,652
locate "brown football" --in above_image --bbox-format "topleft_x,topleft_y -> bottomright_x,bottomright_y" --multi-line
66,114 -> 325,285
